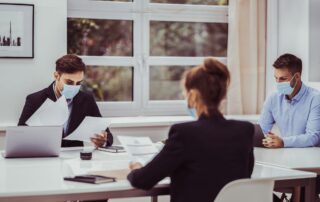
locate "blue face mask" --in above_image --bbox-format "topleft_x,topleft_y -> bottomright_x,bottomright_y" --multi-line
187,107 -> 198,119
276,74 -> 297,95
185,100 -> 197,119
61,84 -> 81,99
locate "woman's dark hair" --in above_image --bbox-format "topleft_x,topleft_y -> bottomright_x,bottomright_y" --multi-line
184,57 -> 230,117
273,53 -> 302,75
56,54 -> 86,74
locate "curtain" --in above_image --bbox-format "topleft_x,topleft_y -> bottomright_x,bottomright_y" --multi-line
226,0 -> 267,114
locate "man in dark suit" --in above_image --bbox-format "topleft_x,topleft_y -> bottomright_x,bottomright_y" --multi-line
18,54 -> 113,147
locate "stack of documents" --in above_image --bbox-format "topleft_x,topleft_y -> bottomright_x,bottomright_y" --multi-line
117,136 -> 159,166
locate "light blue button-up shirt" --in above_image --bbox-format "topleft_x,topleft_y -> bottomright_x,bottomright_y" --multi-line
259,83 -> 320,147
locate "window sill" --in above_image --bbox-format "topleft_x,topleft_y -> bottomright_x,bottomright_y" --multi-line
0,114 -> 259,132
109,114 -> 259,128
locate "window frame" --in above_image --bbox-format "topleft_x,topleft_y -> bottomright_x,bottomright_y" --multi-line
67,0 -> 228,117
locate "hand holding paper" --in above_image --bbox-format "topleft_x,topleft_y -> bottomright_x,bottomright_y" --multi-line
64,116 -> 111,143
90,132 -> 108,148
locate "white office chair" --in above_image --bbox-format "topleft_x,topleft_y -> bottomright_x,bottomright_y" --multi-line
214,178 -> 275,202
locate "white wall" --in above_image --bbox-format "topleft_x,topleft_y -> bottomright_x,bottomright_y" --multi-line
278,0 -> 309,75
266,0 -> 309,95
266,0 -> 320,94
0,0 -> 67,126
309,0 -> 320,82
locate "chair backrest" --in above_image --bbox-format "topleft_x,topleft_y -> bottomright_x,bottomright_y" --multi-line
214,178 -> 274,202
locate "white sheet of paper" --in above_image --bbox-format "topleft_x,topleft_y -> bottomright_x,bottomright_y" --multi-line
26,96 -> 69,126
117,136 -> 159,166
64,116 -> 111,142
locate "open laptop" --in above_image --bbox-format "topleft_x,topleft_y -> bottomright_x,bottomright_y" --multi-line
253,124 -> 265,147
2,126 -> 62,158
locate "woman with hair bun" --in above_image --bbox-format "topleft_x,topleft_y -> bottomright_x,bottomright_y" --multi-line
127,58 -> 255,202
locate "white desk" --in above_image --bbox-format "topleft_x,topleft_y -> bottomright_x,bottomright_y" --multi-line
255,147 -> 320,201
0,150 -> 316,202
255,147 -> 320,174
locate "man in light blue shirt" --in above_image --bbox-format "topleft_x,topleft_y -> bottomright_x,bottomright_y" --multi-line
259,53 -> 320,148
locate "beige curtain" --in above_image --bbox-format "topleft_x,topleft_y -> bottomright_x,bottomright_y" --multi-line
226,0 -> 267,115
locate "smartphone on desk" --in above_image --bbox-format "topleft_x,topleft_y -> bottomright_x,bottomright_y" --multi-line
98,145 -> 125,153
64,175 -> 116,184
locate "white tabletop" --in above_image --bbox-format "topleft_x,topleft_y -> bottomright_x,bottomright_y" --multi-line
0,149 -> 316,198
255,147 -> 320,171
0,149 -> 159,198
252,163 -> 316,180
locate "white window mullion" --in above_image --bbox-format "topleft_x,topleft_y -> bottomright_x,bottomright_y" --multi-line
81,56 -> 134,66
148,57 -> 227,66
68,9 -> 136,20
147,3 -> 228,18
148,13 -> 227,23
141,12 -> 151,115
68,0 -> 135,13
133,11 -> 144,116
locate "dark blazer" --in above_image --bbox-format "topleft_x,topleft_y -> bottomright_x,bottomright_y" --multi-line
127,115 -> 254,202
18,82 -> 113,147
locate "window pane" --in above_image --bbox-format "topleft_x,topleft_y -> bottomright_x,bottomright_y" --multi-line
83,66 -> 133,101
150,66 -> 192,100
151,0 -> 228,5
150,21 -> 228,57
67,18 -> 133,56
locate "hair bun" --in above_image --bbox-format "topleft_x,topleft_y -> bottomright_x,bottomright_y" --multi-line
203,57 -> 229,79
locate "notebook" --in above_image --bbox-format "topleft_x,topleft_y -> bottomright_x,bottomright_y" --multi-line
64,174 -> 116,184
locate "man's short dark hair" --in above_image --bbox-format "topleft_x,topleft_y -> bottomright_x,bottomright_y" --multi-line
56,54 -> 86,74
273,53 -> 302,75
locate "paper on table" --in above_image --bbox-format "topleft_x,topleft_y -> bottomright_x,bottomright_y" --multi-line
117,136 -> 159,166
64,116 -> 111,142
26,96 -> 69,126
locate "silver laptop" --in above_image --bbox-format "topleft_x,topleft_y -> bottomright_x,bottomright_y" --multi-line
3,126 -> 62,158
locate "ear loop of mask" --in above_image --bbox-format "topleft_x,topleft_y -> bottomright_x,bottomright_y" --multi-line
291,73 -> 298,89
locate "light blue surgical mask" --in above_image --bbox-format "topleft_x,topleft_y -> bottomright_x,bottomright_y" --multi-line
276,73 -> 297,95
61,84 -> 81,99
185,100 -> 198,119
187,107 -> 198,119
